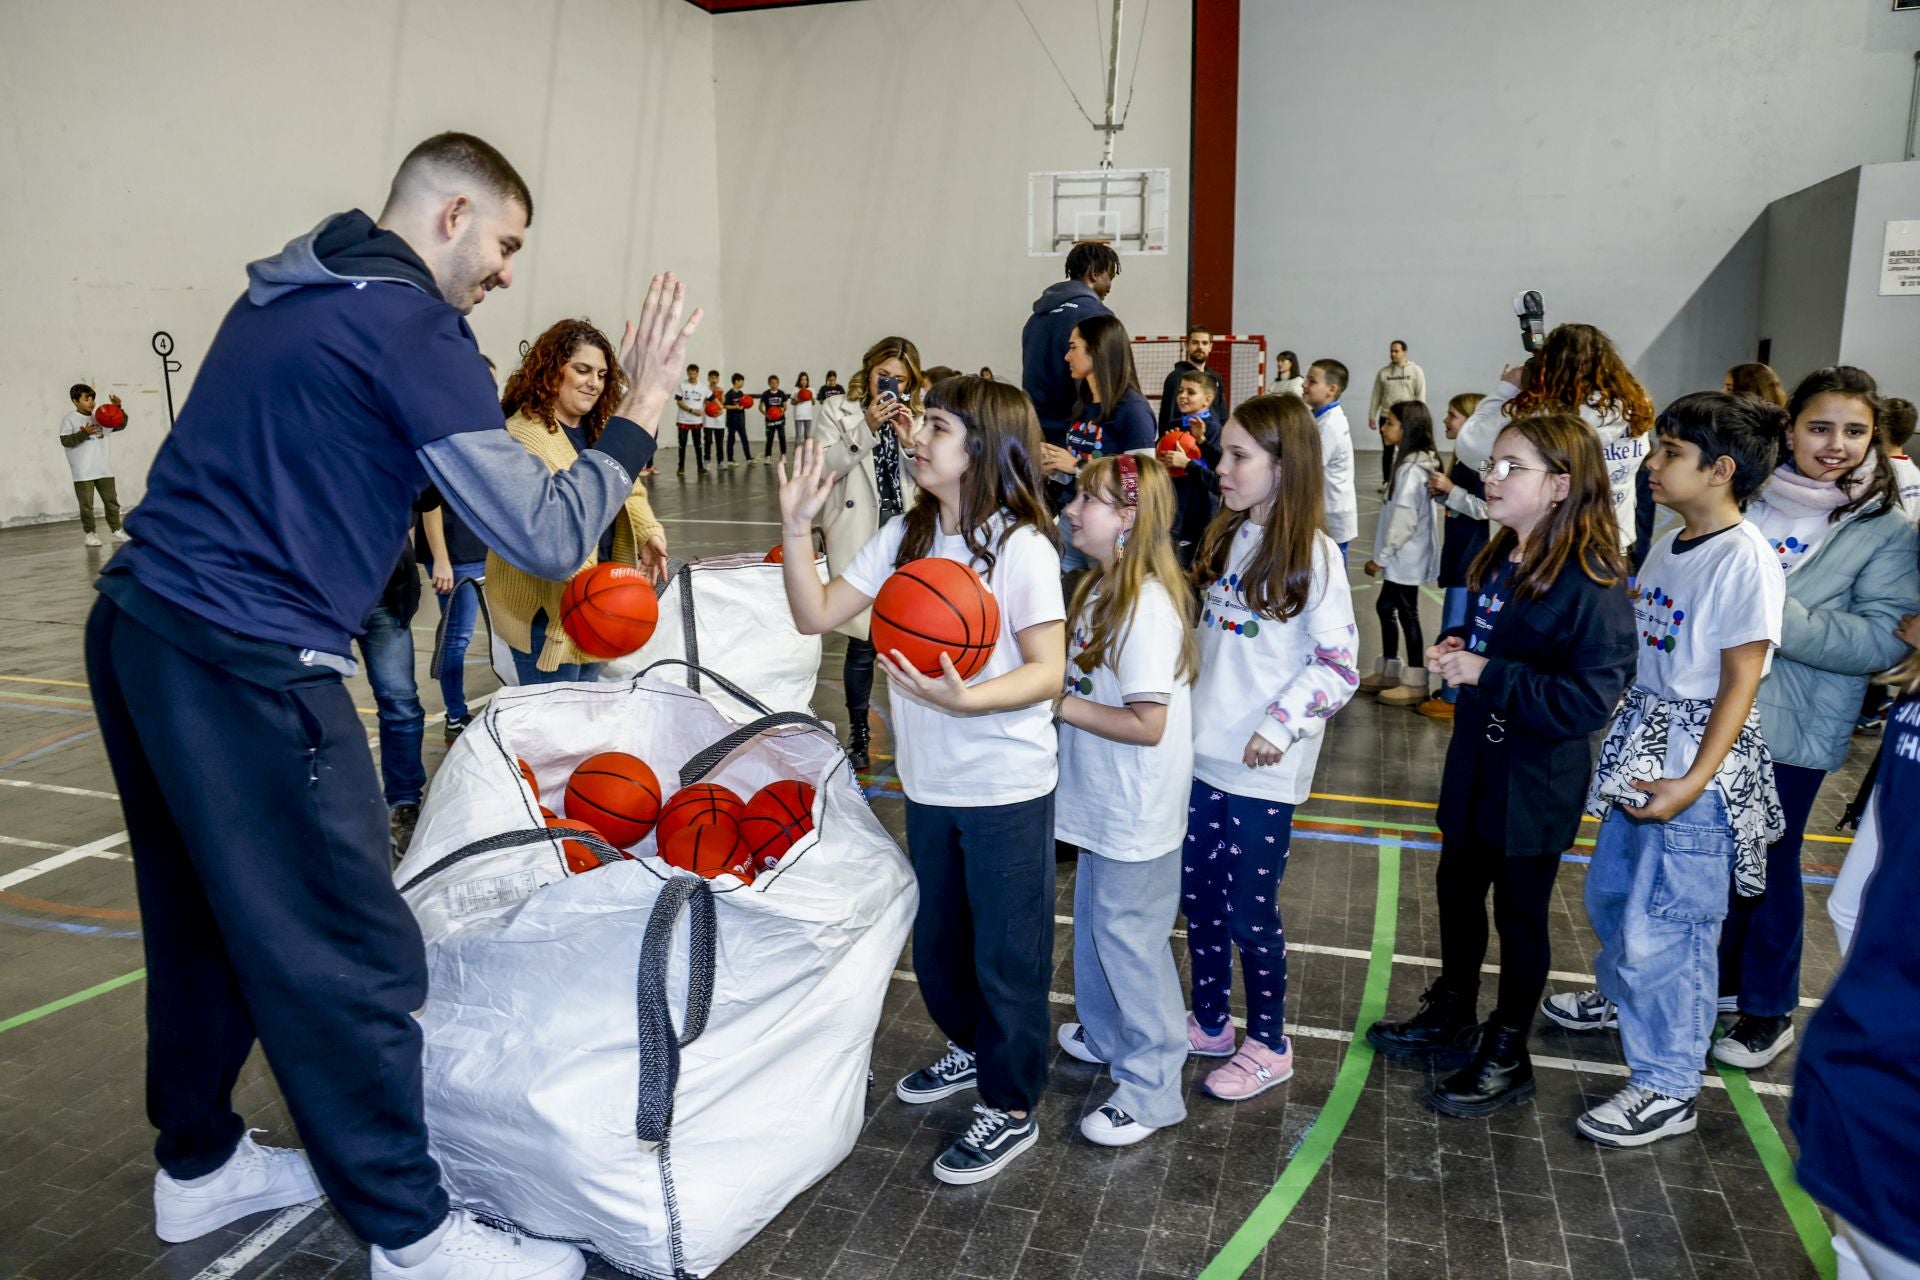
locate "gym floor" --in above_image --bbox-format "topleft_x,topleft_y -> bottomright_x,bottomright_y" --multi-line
0,454 -> 1861,1280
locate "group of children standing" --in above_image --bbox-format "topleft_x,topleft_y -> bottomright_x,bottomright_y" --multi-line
672,364 -> 840,473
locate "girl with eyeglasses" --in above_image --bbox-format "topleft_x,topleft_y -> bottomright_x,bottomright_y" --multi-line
1365,413 -> 1636,1119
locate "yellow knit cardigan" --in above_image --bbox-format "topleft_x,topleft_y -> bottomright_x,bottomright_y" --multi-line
485,411 -> 666,672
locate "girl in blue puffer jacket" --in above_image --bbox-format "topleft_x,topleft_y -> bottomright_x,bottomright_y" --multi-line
1713,366 -> 1920,1072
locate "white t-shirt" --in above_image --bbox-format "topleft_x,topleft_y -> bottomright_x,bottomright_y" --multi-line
1056,580 -> 1194,860
59,410 -> 113,482
1630,521 -> 1784,773
674,380 -> 705,426
841,514 -> 1065,807
1313,403 -> 1358,543
1891,454 -> 1920,521
1192,527 -> 1359,803
795,392 -> 816,422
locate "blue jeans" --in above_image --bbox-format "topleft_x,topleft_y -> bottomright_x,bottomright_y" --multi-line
509,608 -> 604,685
1717,761 -> 1823,1018
1587,788 -> 1736,1100
431,561 -> 488,721
356,601 -> 425,808
1439,586 -> 1470,704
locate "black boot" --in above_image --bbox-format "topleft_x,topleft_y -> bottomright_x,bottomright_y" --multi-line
1430,1022 -> 1535,1118
1365,982 -> 1479,1062
847,715 -> 871,771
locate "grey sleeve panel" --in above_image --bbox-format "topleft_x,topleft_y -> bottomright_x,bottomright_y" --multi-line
417,430 -> 637,581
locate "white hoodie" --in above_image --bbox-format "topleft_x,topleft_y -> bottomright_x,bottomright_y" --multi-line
1453,379 -> 1647,552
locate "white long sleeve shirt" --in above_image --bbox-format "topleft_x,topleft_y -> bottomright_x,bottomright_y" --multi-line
1314,402 -> 1359,544
1453,379 -> 1646,552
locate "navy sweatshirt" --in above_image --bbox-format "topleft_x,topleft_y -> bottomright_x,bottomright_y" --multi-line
1020,279 -> 1112,440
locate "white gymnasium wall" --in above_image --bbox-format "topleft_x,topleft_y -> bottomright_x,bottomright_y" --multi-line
1235,0 -> 1918,434
706,0 -> 1191,393
0,0 -> 723,526
1758,169 -> 1860,389
1839,161 -> 1920,403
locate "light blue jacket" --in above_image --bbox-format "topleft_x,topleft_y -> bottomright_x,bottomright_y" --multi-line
1752,498 -> 1920,772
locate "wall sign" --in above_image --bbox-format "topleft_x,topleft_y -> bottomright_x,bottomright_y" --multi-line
1880,220 -> 1920,295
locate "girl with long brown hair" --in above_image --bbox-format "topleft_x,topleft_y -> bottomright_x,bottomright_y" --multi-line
487,317 -> 668,683
1051,455 -> 1198,1146
777,375 -> 1065,1187
1366,413 -> 1636,1119
1182,394 -> 1359,1101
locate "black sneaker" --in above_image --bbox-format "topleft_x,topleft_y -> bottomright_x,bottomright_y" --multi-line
1575,1084 -> 1697,1147
1711,1014 -> 1794,1069
443,714 -> 471,744
1365,982 -> 1479,1062
389,803 -> 421,864
1541,989 -> 1618,1031
932,1105 -> 1037,1185
896,1042 -> 977,1104
1056,1023 -> 1106,1065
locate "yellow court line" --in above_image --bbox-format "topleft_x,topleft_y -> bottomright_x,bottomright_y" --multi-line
1310,790 -> 1854,844
0,675 -> 91,690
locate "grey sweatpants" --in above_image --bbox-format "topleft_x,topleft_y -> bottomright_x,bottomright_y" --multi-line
1073,847 -> 1189,1129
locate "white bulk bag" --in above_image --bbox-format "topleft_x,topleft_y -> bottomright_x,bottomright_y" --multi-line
393,664 -> 914,1279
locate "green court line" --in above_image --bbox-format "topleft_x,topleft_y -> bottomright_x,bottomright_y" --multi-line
0,968 -> 146,1035
1199,842 -> 1401,1278
1713,1060 -> 1837,1278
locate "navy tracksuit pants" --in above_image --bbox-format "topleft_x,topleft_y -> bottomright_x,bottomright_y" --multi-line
85,581 -> 446,1248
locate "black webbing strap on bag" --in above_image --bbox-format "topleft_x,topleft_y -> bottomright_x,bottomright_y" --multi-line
397,824 -> 624,895
677,713 -> 837,789
633,873 -> 716,1144
427,574 -> 491,681
635,658 -> 781,720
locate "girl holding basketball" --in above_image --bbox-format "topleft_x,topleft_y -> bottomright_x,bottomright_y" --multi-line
1052,454 -> 1199,1146
1184,393 -> 1359,1100
777,375 -> 1066,1187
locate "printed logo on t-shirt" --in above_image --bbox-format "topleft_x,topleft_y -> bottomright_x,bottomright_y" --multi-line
1470,588 -> 1504,655
1202,571 -> 1263,638
1894,697 -> 1920,764
1065,622 -> 1096,694
1066,417 -> 1105,462
1629,581 -> 1685,652
1772,535 -> 1812,573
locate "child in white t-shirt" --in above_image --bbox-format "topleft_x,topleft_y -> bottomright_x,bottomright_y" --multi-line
1302,359 -> 1359,556
792,372 -> 817,446
776,374 -> 1065,1188
59,382 -> 129,547
1883,396 -> 1920,520
1184,393 -> 1359,1100
1550,391 -> 1787,1149
673,363 -> 706,475
1051,454 -> 1197,1147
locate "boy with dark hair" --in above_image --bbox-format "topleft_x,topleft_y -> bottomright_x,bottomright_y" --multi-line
758,374 -> 790,463
722,372 -> 752,468
60,382 -> 129,546
674,361 -> 706,475
1158,326 -> 1224,433
704,368 -> 726,467
1883,395 -> 1919,519
1302,358 -> 1358,555
1021,240 -> 1120,444
1551,391 -> 1786,1147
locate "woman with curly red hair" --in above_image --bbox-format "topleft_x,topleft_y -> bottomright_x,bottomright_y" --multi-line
1452,322 -> 1656,555
487,318 -> 669,683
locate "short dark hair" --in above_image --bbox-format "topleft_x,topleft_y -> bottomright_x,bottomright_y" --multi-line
1654,391 -> 1783,508
1310,359 -> 1349,394
922,366 -> 964,387
1065,241 -> 1121,282
70,383 -> 94,401
826,369 -> 839,379
1178,370 -> 1217,398
1188,325 -> 1213,339
731,372 -> 744,383
1884,397 -> 1918,450
393,132 -> 534,222
767,374 -> 780,382
1390,339 -> 1407,351
686,362 -> 699,374
707,369 -> 720,378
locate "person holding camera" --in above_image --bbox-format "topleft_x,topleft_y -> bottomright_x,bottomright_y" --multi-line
809,336 -> 924,769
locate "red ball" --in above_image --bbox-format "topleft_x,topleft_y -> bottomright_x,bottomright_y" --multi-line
539,804 -> 558,821
767,404 -> 785,422
740,780 -> 817,871
740,394 -> 755,409
871,558 -> 1001,680
764,544 -> 785,564
517,758 -> 540,800
1157,430 -> 1200,469
561,563 -> 660,659
548,817 -> 618,874
704,398 -> 722,418
795,387 -> 814,403
655,783 -> 746,850
93,403 -> 127,430
660,822 -> 753,881
565,752 -> 662,847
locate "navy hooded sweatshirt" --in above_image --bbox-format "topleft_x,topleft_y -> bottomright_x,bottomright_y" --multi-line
1021,278 -> 1113,441
111,210 -> 653,658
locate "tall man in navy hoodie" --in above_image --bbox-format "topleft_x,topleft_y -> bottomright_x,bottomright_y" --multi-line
1021,240 -> 1119,446
86,133 -> 700,1280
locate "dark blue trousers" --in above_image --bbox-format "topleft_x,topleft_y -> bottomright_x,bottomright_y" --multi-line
85,586 -> 446,1248
1718,761 -> 1824,1018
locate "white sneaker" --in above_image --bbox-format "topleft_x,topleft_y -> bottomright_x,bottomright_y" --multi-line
1057,1022 -> 1106,1065
83,532 -> 103,548
1081,1103 -> 1159,1147
153,1130 -> 322,1243
371,1210 -> 584,1279
113,529 -> 132,543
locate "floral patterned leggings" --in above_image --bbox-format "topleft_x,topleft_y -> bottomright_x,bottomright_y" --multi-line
1182,780 -> 1296,1047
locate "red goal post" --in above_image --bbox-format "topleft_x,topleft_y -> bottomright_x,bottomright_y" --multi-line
1132,334 -> 1267,421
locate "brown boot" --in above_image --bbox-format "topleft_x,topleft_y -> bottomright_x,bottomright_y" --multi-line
1357,657 -> 1400,693
1378,667 -> 1431,707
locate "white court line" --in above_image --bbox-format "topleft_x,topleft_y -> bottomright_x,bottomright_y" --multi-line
0,778 -> 119,800
0,832 -> 127,890
190,1201 -> 323,1279
0,835 -> 68,852
657,517 -> 784,527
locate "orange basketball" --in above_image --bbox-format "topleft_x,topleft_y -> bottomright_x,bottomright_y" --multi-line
740,780 -> 817,871
764,544 -> 784,564
1157,430 -> 1200,471
654,783 -> 746,850
548,817 -> 618,874
740,394 -> 755,409
539,804 -> 558,821
767,404 -> 785,422
517,758 -> 540,799
704,398 -> 722,418
565,752 -> 662,847
871,558 -> 1000,680
660,822 -> 753,881
796,387 -> 814,403
560,563 -> 660,659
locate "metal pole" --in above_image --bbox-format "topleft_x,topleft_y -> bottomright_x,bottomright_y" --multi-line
1098,0 -> 1121,169
1906,50 -> 1919,162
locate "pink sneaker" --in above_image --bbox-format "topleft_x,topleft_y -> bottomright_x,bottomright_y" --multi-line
1187,1011 -> 1237,1057
1203,1035 -> 1294,1100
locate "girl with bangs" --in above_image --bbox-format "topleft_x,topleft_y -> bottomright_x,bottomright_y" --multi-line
1366,414 -> 1636,1118
1050,455 -> 1198,1146
487,317 -> 669,683
1182,394 -> 1359,1100
777,376 -> 1066,1187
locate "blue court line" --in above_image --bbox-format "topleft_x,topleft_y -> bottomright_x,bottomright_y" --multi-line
0,905 -> 142,939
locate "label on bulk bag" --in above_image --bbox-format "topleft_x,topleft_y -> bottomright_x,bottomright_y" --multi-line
450,869 -> 544,917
